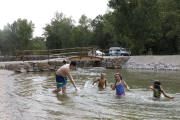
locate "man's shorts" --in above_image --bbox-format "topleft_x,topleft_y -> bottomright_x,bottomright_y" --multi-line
56,75 -> 67,88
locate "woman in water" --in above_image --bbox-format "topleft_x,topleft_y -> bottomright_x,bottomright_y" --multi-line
110,73 -> 130,96
150,80 -> 174,99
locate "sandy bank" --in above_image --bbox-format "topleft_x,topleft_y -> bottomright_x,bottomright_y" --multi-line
127,55 -> 180,65
122,55 -> 180,70
0,69 -> 14,119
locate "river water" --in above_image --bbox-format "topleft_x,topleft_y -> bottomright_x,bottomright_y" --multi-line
5,69 -> 180,119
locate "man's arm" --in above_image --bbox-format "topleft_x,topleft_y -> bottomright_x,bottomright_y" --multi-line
66,71 -> 77,90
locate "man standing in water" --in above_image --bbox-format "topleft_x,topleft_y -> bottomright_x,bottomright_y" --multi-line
52,61 -> 78,93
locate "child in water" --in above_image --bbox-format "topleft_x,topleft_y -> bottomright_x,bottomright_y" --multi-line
150,80 -> 175,99
110,73 -> 130,96
92,73 -> 107,88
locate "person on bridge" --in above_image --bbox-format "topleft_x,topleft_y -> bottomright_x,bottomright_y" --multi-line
92,73 -> 107,88
150,80 -> 174,99
52,61 -> 78,93
110,73 -> 130,96
63,60 -> 67,65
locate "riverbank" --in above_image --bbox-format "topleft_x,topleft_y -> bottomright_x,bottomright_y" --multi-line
122,55 -> 180,71
0,55 -> 180,71
0,69 -> 14,119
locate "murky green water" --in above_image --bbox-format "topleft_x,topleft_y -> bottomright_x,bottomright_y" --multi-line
6,69 -> 180,119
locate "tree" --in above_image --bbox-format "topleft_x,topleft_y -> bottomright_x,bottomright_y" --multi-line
16,19 -> 35,50
32,37 -> 47,50
91,14 -> 111,49
0,19 -> 34,55
43,12 -> 75,49
78,14 -> 92,47
70,26 -> 84,47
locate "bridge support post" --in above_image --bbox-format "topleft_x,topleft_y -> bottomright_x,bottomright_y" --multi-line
68,48 -> 70,57
16,51 -> 17,61
23,50 -> 24,62
80,47 -> 82,59
48,50 -> 49,61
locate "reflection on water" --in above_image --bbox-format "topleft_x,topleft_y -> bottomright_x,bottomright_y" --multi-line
6,69 -> 180,119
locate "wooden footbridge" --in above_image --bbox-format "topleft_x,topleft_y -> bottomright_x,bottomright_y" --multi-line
16,47 -> 110,62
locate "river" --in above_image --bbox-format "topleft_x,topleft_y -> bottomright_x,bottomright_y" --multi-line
5,68 -> 180,119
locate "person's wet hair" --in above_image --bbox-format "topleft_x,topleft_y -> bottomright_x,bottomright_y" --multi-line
114,73 -> 123,85
63,60 -> 67,64
70,61 -> 76,66
153,80 -> 161,91
114,73 -> 122,80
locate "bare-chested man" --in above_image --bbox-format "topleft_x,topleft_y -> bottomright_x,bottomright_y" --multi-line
52,61 -> 77,93
92,73 -> 107,88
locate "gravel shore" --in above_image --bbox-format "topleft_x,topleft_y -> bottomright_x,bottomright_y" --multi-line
122,55 -> 180,71
0,69 -> 14,120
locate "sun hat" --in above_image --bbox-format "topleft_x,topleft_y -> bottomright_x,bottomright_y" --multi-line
101,73 -> 106,76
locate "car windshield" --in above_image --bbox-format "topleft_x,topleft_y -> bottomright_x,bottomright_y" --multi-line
110,47 -> 122,50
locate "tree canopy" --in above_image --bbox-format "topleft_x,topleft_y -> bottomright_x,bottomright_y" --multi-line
0,0 -> 180,55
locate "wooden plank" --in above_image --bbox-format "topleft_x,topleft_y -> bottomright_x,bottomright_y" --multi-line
69,52 -> 79,54
24,55 -> 47,57
16,51 -> 23,52
50,49 -> 66,51
69,56 -> 103,61
50,53 -> 68,56
23,50 -> 48,52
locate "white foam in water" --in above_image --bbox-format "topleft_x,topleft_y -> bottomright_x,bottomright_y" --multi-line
84,81 -> 93,88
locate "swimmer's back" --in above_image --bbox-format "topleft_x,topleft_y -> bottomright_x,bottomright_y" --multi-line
56,64 -> 70,77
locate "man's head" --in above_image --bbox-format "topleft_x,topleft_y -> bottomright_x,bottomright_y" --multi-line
70,61 -> 76,70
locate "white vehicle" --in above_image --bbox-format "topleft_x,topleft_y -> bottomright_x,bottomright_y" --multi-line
109,47 -> 131,56
88,50 -> 105,56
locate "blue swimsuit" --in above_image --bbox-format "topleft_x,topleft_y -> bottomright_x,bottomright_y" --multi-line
56,75 -> 67,88
116,80 -> 125,96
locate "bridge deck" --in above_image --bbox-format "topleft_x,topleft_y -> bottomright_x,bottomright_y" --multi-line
69,56 -> 103,61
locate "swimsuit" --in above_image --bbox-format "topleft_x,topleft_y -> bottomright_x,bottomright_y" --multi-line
116,81 -> 125,96
56,75 -> 67,88
153,89 -> 161,98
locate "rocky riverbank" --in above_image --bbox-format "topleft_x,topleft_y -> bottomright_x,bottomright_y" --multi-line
0,56 -> 58,62
0,69 -> 14,119
1,55 -> 180,72
0,57 -> 130,72
122,55 -> 180,71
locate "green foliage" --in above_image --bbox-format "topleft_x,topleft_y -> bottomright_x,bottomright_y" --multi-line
44,12 -> 75,49
16,19 -> 35,50
147,48 -> 153,55
107,0 -> 180,55
1,0 -> 180,55
77,14 -> 92,47
32,37 -> 47,50
91,14 -> 111,49
71,26 -> 84,47
0,19 -> 35,55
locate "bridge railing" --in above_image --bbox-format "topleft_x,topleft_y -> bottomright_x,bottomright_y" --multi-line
16,47 -> 103,62
16,47 -> 130,62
